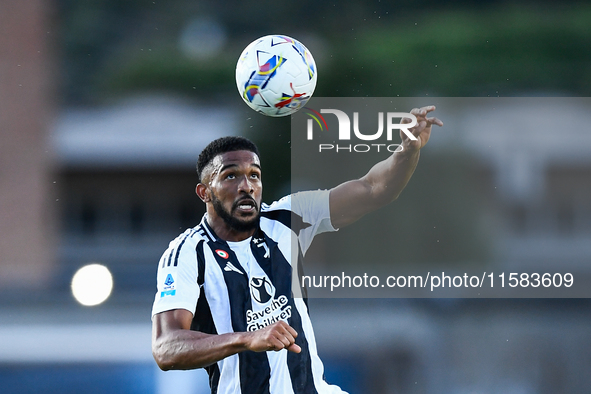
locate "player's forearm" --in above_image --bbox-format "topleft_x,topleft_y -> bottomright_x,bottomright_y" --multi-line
329,147 -> 421,229
364,147 -> 420,206
153,330 -> 249,370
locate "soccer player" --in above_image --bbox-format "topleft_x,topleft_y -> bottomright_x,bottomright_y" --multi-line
151,106 -> 442,393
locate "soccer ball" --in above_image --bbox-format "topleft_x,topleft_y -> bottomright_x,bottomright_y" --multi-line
236,35 -> 317,117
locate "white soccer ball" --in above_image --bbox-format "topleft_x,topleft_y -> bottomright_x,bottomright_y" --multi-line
236,35 -> 317,117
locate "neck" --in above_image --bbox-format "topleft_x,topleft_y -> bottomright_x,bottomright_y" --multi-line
205,209 -> 257,242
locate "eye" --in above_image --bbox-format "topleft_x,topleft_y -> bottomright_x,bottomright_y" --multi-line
226,173 -> 236,180
250,173 -> 260,179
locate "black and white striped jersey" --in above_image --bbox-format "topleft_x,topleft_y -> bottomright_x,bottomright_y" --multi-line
152,190 -> 347,394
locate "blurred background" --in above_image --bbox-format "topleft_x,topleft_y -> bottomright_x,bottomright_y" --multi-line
1,0 -> 590,393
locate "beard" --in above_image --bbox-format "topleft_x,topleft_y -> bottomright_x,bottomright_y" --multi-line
211,192 -> 260,233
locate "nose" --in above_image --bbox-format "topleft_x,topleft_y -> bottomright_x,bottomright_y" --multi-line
237,175 -> 254,193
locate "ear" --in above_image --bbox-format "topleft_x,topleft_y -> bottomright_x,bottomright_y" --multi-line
196,183 -> 210,203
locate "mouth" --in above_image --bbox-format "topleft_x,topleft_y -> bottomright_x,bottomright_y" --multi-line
233,198 -> 258,214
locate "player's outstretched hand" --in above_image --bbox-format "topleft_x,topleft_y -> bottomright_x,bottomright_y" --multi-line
401,105 -> 443,152
245,321 -> 301,353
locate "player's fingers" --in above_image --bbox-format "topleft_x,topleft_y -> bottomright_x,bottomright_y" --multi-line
407,107 -> 430,127
410,120 -> 427,136
274,320 -> 298,339
274,326 -> 295,343
407,117 -> 424,130
269,336 -> 286,351
410,107 -> 429,117
280,331 -> 297,347
267,322 -> 297,349
401,113 -> 417,124
404,106 -> 437,125
286,343 -> 302,353
409,107 -> 422,117
273,333 -> 297,352
426,116 -> 443,127
283,335 -> 296,348
410,105 -> 437,121
284,324 -> 298,338
400,108 -> 421,126
416,105 -> 436,114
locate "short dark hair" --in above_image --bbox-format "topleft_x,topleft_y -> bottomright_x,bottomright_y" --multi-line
197,136 -> 260,182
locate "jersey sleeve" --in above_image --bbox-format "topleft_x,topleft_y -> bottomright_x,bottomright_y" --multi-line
290,189 -> 337,255
151,229 -> 200,318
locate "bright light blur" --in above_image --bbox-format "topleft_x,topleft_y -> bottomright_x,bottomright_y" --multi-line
71,264 -> 113,306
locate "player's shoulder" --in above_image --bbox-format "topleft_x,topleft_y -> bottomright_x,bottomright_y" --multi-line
260,190 -> 330,220
261,194 -> 291,212
260,190 -> 330,212
259,195 -> 293,232
158,225 -> 204,270
290,189 -> 331,212
167,225 -> 205,248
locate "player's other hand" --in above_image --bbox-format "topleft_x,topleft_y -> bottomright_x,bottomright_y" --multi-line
245,321 -> 301,353
401,105 -> 443,152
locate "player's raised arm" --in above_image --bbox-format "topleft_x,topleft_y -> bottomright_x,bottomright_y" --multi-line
329,106 -> 443,229
152,310 -> 301,371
